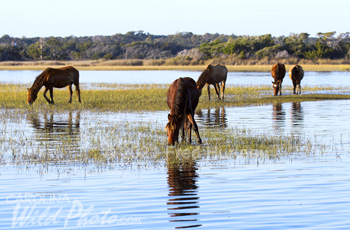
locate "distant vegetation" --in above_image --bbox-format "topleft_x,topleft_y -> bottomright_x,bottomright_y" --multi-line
1,31 -> 350,65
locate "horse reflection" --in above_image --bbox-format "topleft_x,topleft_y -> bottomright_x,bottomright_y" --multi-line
167,160 -> 201,229
272,102 -> 285,131
291,102 -> 303,127
196,107 -> 227,128
26,111 -> 81,152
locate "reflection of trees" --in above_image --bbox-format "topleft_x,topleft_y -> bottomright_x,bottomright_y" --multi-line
196,106 -> 227,128
291,102 -> 304,127
26,111 -> 81,153
167,160 -> 201,229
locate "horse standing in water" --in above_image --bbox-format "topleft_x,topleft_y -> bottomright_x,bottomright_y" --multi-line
165,77 -> 202,146
271,63 -> 286,96
27,66 -> 81,105
289,65 -> 304,95
199,64 -> 228,100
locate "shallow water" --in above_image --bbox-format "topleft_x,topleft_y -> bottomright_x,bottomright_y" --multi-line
2,70 -> 350,87
1,97 -> 350,229
1,70 -> 350,229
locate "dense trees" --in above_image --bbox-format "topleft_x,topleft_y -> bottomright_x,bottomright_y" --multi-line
0,31 -> 350,62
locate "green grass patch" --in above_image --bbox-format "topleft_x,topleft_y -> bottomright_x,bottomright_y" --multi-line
1,83 -> 350,112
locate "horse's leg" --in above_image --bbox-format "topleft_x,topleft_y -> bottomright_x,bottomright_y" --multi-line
187,113 -> 202,144
279,83 -> 282,96
43,87 -> 51,104
68,84 -> 73,103
221,81 -> 226,100
181,123 -> 185,140
49,87 -> 54,104
292,83 -> 295,95
186,118 -> 192,143
75,84 -> 81,103
213,83 -> 221,100
207,84 -> 211,101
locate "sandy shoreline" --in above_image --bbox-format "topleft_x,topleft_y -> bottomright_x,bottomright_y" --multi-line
0,61 -> 349,72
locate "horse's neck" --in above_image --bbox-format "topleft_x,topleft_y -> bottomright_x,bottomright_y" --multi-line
196,70 -> 209,91
30,80 -> 44,94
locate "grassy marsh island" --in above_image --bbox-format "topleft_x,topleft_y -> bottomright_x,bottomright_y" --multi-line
2,83 -> 350,111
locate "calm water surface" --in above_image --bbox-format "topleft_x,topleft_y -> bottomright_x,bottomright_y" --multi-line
1,71 -> 350,229
1,69 -> 350,87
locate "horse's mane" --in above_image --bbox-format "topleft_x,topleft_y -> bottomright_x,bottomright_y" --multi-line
29,68 -> 51,92
196,67 -> 210,91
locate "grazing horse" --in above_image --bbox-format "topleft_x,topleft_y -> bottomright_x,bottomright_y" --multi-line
198,64 -> 228,100
27,66 -> 81,105
289,65 -> 304,95
165,77 -> 202,146
271,63 -> 286,96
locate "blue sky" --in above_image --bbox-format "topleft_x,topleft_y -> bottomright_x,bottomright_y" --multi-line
1,0 -> 349,38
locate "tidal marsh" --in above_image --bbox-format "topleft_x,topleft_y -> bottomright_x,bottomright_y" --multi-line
0,80 -> 348,170
0,110 -> 324,171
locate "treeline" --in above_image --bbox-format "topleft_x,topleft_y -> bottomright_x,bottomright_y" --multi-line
1,31 -> 350,63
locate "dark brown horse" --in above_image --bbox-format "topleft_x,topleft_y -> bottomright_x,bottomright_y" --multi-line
27,66 -> 81,105
271,63 -> 286,96
198,64 -> 228,100
165,77 -> 202,145
289,65 -> 304,95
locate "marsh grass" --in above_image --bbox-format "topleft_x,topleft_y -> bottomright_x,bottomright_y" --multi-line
0,114 -> 325,170
1,83 -> 350,112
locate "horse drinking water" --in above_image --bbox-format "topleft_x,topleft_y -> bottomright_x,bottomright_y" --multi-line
271,63 -> 286,96
27,66 -> 81,105
165,77 -> 202,146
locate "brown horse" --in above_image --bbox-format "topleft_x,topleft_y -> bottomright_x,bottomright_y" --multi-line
27,66 -> 81,105
271,63 -> 286,96
165,77 -> 202,145
198,64 -> 228,100
289,65 -> 304,95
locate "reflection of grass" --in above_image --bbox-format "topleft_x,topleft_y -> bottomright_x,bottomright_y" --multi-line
1,83 -> 350,111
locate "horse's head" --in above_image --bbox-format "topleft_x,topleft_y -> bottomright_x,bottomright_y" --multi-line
27,88 -> 37,105
272,81 -> 280,96
165,114 -> 182,145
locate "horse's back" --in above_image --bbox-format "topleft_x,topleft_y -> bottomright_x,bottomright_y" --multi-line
207,64 -> 227,83
167,77 -> 199,112
289,65 -> 304,82
46,66 -> 80,88
271,63 -> 286,81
